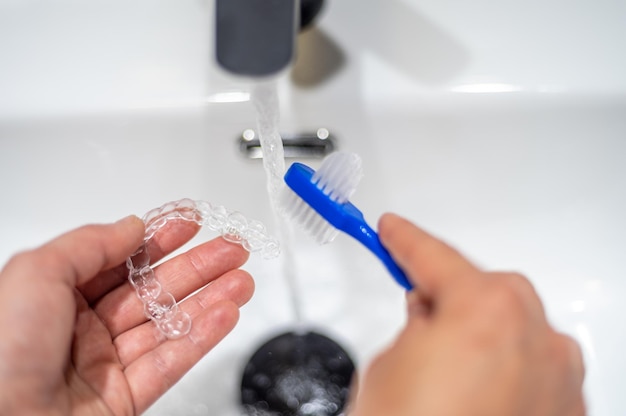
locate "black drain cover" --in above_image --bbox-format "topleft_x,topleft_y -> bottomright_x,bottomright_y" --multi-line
241,331 -> 355,416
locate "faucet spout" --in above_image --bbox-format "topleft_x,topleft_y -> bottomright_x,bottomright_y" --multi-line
216,0 -> 299,77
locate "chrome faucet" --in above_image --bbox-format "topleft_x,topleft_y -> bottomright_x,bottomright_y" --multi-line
215,0 -> 325,77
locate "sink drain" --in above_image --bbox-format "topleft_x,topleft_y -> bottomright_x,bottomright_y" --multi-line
240,331 -> 355,416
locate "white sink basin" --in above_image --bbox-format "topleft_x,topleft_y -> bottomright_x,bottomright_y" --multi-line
1,1 -> 625,415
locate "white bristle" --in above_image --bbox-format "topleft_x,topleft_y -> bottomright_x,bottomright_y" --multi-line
280,152 -> 363,244
313,152 -> 363,203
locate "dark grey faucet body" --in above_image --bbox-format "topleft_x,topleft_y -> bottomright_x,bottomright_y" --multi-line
216,0 -> 297,77
215,0 -> 324,77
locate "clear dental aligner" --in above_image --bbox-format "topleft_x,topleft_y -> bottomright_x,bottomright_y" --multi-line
126,198 -> 280,339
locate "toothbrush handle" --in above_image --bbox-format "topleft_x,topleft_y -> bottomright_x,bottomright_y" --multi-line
342,207 -> 413,291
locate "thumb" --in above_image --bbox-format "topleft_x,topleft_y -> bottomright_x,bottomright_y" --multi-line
46,215 -> 146,287
9,215 -> 147,289
378,213 -> 480,299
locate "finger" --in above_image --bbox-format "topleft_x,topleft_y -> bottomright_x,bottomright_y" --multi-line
485,271 -> 547,322
551,332 -> 586,415
95,238 -> 250,337
559,333 -> 586,387
79,218 -> 200,304
114,268 -> 254,365
3,216 -> 145,289
0,216 -> 144,304
378,213 -> 480,298
151,237 -> 250,302
143,218 -> 202,265
124,299 -> 241,414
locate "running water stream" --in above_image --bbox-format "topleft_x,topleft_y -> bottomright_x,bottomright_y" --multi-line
243,81 -> 356,416
251,80 -> 304,324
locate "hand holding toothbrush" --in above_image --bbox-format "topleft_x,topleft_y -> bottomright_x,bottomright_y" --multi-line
349,213 -> 586,416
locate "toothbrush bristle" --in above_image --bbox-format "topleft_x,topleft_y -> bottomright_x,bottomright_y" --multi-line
280,152 -> 363,245
280,186 -> 338,244
313,152 -> 363,203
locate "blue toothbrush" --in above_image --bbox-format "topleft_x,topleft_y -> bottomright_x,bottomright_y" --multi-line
280,152 -> 413,291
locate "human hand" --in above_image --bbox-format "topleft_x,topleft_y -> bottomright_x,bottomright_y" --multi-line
350,213 -> 585,416
0,215 -> 254,415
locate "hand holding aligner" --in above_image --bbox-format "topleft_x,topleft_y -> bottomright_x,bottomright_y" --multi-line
126,199 -> 279,339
